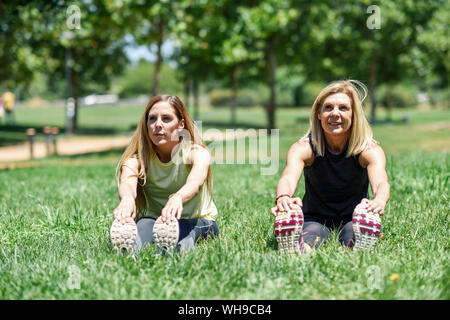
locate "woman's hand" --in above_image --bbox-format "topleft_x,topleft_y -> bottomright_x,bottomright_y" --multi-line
270,196 -> 303,216
161,193 -> 183,223
113,195 -> 136,224
361,198 -> 385,216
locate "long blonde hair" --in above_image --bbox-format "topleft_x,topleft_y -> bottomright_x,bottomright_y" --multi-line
305,80 -> 374,157
116,94 -> 212,217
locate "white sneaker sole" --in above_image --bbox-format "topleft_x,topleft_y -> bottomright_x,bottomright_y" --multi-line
274,205 -> 304,254
153,217 -> 179,253
352,203 -> 381,251
110,219 -> 137,258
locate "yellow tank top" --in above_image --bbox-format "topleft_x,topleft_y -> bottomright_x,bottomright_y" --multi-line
142,141 -> 218,220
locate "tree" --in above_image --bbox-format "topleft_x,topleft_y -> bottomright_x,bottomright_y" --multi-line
41,1 -> 129,130
411,1 -> 450,106
0,1 -> 50,94
171,0 -> 248,122
296,0 -> 442,122
224,0 -> 301,130
123,0 -> 176,97
1,1 -> 130,131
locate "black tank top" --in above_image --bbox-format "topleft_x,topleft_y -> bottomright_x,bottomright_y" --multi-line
302,135 -> 369,219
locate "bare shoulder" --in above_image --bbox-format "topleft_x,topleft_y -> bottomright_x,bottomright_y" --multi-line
359,139 -> 386,167
189,143 -> 211,164
288,137 -> 314,165
121,157 -> 140,179
123,157 -> 140,171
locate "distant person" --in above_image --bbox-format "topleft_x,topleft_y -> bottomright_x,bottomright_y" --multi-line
110,94 -> 218,257
271,80 -> 390,254
2,91 -> 15,125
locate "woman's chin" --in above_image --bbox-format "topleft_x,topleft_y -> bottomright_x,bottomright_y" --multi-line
151,138 -> 167,146
324,127 -> 349,136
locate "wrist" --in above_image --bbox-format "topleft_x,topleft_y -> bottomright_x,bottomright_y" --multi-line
169,193 -> 183,201
275,193 -> 291,204
121,195 -> 135,201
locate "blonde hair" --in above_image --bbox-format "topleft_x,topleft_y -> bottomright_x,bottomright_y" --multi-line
305,80 -> 374,157
116,95 -> 212,218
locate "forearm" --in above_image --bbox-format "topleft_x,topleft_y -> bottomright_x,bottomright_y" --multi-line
118,181 -> 137,201
373,182 -> 390,206
276,176 -> 297,197
173,179 -> 202,203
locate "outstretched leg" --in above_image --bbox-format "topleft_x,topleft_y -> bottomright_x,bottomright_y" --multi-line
302,220 -> 330,251
177,219 -> 219,251
274,204 -> 304,254
338,220 -> 355,248
110,217 -> 138,258
352,202 -> 382,250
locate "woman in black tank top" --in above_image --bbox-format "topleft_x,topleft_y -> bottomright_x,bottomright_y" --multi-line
271,80 -> 390,254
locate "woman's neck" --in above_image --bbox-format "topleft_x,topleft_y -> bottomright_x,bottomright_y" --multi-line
155,142 -> 180,163
324,132 -> 349,155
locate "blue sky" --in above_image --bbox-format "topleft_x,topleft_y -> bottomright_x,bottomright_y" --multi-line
123,37 -> 175,64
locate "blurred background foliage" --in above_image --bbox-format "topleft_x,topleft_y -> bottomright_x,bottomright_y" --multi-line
0,0 -> 448,130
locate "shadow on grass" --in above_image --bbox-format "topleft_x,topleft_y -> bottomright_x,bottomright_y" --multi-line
0,124 -> 124,135
266,236 -> 278,251
199,121 -> 266,130
371,118 -> 409,126
53,147 -> 125,160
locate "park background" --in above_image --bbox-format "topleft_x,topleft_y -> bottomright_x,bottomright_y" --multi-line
0,0 -> 448,299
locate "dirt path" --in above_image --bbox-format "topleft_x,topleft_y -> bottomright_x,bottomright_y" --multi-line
0,135 -> 133,162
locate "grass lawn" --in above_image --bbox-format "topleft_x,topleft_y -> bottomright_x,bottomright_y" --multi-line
0,105 -> 449,299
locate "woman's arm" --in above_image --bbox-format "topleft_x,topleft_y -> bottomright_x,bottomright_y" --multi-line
271,137 -> 313,216
359,143 -> 390,215
114,157 -> 139,223
160,145 -> 211,223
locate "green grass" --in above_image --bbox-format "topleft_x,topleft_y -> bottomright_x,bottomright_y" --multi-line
0,106 -> 449,299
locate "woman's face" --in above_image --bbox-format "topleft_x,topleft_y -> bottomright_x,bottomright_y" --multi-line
318,92 -> 353,136
147,101 -> 185,147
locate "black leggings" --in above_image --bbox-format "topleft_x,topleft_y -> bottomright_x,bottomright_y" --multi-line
302,215 -> 354,248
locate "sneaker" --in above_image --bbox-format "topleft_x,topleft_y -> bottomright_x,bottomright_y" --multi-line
274,204 -> 304,254
110,218 -> 137,258
352,202 -> 382,250
153,216 -> 179,254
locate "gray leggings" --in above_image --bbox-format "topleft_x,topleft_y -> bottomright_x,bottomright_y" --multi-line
134,218 -> 219,252
302,216 -> 354,248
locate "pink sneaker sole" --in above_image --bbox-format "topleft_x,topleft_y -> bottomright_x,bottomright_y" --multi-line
352,203 -> 381,251
274,205 -> 304,254
153,217 -> 179,253
110,218 -> 137,257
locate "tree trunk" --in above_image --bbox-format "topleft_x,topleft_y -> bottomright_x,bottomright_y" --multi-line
293,85 -> 303,107
266,38 -> 277,131
184,77 -> 190,110
151,20 -> 164,97
386,84 -> 393,122
193,78 -> 199,120
369,60 -> 378,124
72,72 -> 79,131
65,48 -> 74,134
230,66 -> 239,126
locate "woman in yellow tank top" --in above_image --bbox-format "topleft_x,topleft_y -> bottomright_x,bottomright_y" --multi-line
109,95 -> 219,257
